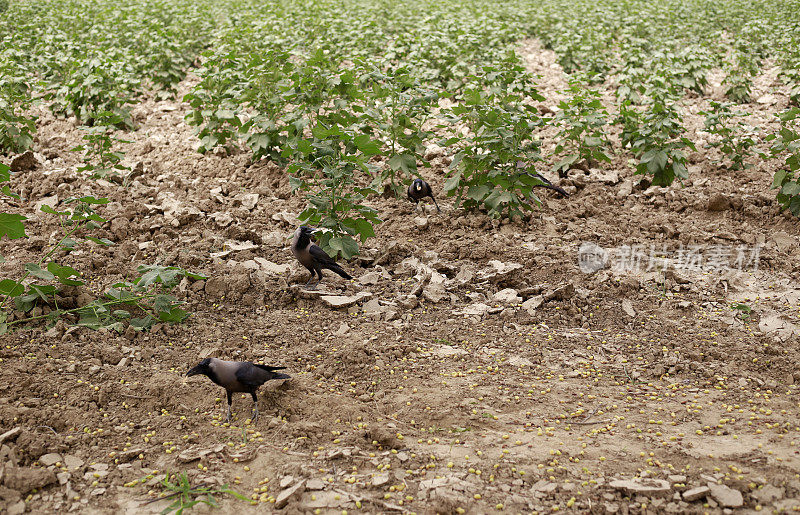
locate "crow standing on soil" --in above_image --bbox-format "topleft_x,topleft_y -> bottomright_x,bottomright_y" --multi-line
186,358 -> 290,423
515,161 -> 570,198
291,226 -> 352,290
407,178 -> 441,212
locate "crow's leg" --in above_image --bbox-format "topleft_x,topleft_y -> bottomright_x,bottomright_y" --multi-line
306,268 -> 322,290
250,392 -> 259,423
430,196 -> 441,212
225,391 -> 233,423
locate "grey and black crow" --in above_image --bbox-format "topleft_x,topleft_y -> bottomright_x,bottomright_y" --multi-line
186,358 -> 289,423
515,161 -> 569,197
407,178 -> 440,212
291,226 -> 352,290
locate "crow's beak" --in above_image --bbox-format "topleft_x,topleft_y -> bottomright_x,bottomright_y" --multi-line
309,228 -> 320,234
186,366 -> 201,377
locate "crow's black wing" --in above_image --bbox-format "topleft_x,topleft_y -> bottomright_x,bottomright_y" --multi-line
253,364 -> 286,372
309,244 -> 337,266
235,362 -> 270,388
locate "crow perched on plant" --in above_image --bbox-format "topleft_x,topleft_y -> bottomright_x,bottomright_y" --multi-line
407,178 -> 440,212
291,226 -> 352,290
186,358 -> 289,423
515,161 -> 570,197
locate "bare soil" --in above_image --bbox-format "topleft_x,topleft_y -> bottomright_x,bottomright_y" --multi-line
1,41 -> 799,515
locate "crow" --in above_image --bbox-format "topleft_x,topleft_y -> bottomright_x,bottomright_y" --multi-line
407,178 -> 440,212
515,161 -> 569,197
186,358 -> 289,423
291,226 -> 352,290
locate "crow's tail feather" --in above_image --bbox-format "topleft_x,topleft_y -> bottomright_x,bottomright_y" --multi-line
254,364 -> 287,372
534,182 -> 569,197
531,173 -> 569,197
327,263 -> 352,280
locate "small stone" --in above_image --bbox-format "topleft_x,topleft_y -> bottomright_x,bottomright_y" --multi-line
683,486 -> 710,502
275,480 -> 305,509
618,180 -> 633,198
414,216 -> 428,229
358,272 -> 381,285
610,478 -> 671,498
668,475 -> 687,484
239,193 -> 259,210
321,292 -> 372,309
177,448 -> 203,463
522,295 -> 544,313
362,298 -> 384,315
532,480 -> 558,493
397,295 -> 418,310
774,499 -> 800,511
372,473 -> 390,488
116,449 -> 143,463
707,483 -> 743,508
751,484 -> 784,504
280,476 -> 295,488
3,467 -> 57,493
7,500 -> 26,515
0,427 -> 21,444
39,453 -> 62,467
772,231 -> 797,253
492,288 -> 522,304
61,455 -> 83,471
621,299 -> 636,317
306,479 -> 325,490
252,257 -> 290,275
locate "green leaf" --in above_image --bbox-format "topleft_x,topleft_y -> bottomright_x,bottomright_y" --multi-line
467,183 -> 491,201
353,218 -> 376,242
130,315 -> 154,331
772,170 -> 788,188
25,263 -> 55,281
388,153 -> 417,174
353,134 -> 381,156
41,205 -> 69,216
158,306 -> 189,323
0,279 -> 25,297
0,213 -> 27,240
47,262 -> 83,286
328,236 -> 359,260
75,196 -> 109,205
443,172 -> 462,193
29,284 -> 56,301
86,236 -> 114,246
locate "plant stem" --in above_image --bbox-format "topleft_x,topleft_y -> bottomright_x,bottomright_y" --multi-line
0,221 -> 85,310
6,294 -> 157,328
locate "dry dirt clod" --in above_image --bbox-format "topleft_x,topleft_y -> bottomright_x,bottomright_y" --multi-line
682,486 -> 711,501
275,479 -> 306,509
609,478 -> 671,498
707,483 -> 743,508
751,484 -> 785,504
3,467 -> 57,493
0,428 -> 21,445
10,150 -> 40,171
321,292 -> 372,309
707,193 -> 732,211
